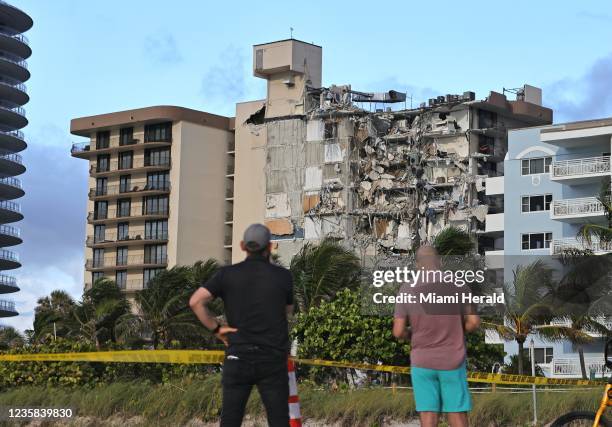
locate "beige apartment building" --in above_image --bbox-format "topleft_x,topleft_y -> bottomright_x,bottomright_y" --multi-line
70,106 -> 235,291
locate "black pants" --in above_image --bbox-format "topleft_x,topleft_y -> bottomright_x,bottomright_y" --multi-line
220,345 -> 289,427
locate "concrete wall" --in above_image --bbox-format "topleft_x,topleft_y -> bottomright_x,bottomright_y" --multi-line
173,121 -> 232,266
231,100 -> 267,263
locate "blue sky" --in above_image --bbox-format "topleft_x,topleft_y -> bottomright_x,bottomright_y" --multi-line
4,0 -> 612,331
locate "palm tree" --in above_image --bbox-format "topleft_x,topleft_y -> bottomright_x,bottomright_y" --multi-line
33,290 -> 78,342
0,326 -> 24,349
432,226 -> 474,256
577,179 -> 612,248
289,238 -> 361,313
116,261 -> 220,348
483,260 -> 560,375
73,278 -> 130,348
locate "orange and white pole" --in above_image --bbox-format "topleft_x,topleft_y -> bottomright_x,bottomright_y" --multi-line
288,359 -> 302,427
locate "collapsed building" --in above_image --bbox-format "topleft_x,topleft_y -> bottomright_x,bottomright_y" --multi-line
230,39 -> 553,265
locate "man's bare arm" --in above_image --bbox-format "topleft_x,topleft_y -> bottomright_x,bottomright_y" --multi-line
393,317 -> 411,341
464,314 -> 481,333
189,287 -> 237,346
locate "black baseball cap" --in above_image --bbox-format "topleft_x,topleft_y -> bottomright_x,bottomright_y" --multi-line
243,223 -> 271,251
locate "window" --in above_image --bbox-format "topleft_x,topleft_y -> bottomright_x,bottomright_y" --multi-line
478,136 -> 495,155
92,271 -> 104,284
96,154 -> 110,172
94,225 -> 106,243
118,151 -> 133,170
117,222 -> 129,241
119,127 -> 135,146
95,177 -> 108,196
96,131 -> 110,149
145,220 -> 168,240
115,270 -> 127,289
145,148 -> 170,167
116,247 -> 128,266
144,244 -> 167,264
143,268 -> 165,287
521,194 -> 553,213
147,171 -> 170,190
521,157 -> 552,175
478,110 -> 497,129
144,122 -> 172,142
521,232 -> 553,250
119,175 -> 131,193
524,347 -> 553,364
94,201 -> 108,220
143,196 -> 168,215
117,199 -> 131,218
93,248 -> 105,268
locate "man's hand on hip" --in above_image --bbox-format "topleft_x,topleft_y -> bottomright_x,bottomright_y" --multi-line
216,326 -> 238,346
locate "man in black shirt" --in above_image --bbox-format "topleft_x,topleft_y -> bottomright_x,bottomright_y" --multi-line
189,223 -> 294,427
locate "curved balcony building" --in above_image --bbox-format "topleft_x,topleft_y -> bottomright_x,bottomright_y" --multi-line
0,1 -> 31,318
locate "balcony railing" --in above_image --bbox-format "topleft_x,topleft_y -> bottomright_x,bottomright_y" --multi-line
0,152 -> 22,164
552,357 -> 608,378
0,26 -> 29,45
0,200 -> 20,213
0,249 -> 18,262
0,100 -> 25,117
551,196 -> 606,218
87,231 -> 169,245
0,299 -> 15,312
551,156 -> 611,179
90,158 -> 171,174
0,274 -> 17,288
0,176 -> 21,189
551,238 -> 612,255
73,135 -> 171,156
89,182 -> 171,197
0,78 -> 26,93
0,224 -> 19,237
88,206 -> 169,222
0,129 -> 24,140
0,50 -> 28,69
86,254 -> 168,269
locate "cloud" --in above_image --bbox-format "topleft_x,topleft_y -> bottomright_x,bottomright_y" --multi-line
544,52 -> 612,122
0,126 -> 89,332
143,32 -> 183,65
201,45 -> 249,104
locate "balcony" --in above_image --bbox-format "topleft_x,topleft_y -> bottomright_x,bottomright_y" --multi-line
0,224 -> 20,246
87,231 -> 169,247
72,135 -> 171,159
0,200 -> 22,223
484,213 -> 504,235
0,176 -> 23,200
0,249 -> 19,269
89,181 -> 170,199
87,206 -> 169,224
0,49 -> 30,81
85,254 -> 168,271
0,77 -> 28,106
0,129 -> 26,152
0,274 -> 18,293
551,156 -> 611,184
90,158 -> 171,176
551,238 -> 612,255
0,152 -> 24,177
0,99 -> 27,128
0,299 -> 16,317
550,196 -> 607,222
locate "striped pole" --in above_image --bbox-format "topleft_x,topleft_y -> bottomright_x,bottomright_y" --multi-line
288,359 -> 302,427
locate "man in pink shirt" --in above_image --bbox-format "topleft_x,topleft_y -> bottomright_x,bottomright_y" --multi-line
393,245 -> 480,427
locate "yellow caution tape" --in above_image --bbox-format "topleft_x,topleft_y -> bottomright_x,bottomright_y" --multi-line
0,350 -> 601,386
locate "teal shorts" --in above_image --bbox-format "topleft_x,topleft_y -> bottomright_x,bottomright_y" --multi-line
411,362 -> 472,413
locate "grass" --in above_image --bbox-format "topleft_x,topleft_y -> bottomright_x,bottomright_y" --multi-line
0,379 -> 604,426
